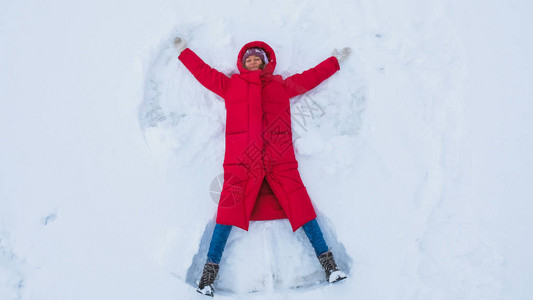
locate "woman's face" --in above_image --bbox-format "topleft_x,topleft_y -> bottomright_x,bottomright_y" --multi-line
244,55 -> 264,71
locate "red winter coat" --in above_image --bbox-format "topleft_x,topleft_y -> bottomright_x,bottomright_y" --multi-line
179,41 -> 340,231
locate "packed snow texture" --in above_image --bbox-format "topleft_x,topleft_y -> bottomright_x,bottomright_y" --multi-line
1,0 -> 532,299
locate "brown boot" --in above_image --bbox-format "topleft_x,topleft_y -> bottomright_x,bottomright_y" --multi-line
318,251 -> 347,283
196,262 -> 220,297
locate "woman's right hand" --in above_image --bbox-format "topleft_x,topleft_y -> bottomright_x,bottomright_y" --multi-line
174,37 -> 187,54
332,47 -> 351,64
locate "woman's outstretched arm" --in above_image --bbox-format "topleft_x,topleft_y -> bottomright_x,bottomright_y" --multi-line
175,37 -> 230,99
283,47 -> 351,99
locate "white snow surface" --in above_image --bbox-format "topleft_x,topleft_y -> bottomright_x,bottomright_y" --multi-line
1,0 -> 532,299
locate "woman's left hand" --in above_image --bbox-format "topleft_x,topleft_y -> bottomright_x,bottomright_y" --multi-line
332,47 -> 351,64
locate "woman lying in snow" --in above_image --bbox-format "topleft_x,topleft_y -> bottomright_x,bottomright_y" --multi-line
174,37 -> 351,297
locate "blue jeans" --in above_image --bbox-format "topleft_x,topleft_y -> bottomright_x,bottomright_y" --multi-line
206,219 -> 329,264
206,223 -> 233,264
302,218 -> 329,256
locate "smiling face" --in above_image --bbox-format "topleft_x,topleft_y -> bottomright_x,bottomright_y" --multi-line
244,55 -> 264,71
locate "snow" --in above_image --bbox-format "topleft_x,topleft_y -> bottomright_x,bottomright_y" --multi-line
1,0 -> 532,299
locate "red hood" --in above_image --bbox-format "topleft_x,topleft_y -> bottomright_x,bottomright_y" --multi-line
237,41 -> 277,76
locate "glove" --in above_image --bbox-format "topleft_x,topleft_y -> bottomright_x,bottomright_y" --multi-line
174,37 -> 187,54
332,47 -> 351,64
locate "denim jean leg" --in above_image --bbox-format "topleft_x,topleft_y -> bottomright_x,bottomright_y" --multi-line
207,223 -> 233,264
302,218 -> 329,257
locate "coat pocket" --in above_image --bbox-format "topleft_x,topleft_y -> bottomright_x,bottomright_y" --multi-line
224,132 -> 250,164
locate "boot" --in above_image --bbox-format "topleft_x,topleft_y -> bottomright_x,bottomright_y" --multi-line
196,262 -> 220,297
318,251 -> 347,283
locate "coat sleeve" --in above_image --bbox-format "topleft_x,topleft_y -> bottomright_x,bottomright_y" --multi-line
283,56 -> 340,99
178,48 -> 230,99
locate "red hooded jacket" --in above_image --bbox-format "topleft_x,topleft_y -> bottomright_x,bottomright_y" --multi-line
179,41 -> 340,231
